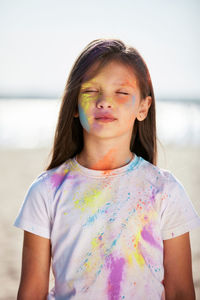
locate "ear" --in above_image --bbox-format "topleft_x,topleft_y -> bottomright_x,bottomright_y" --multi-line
74,111 -> 79,118
136,96 -> 152,121
74,107 -> 79,118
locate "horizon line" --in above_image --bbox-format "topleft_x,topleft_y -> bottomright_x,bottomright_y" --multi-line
0,94 -> 200,103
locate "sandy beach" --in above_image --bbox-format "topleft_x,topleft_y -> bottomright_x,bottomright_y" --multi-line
1,145 -> 200,300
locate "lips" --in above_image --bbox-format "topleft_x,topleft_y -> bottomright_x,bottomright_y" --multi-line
94,115 -> 117,123
95,117 -> 116,122
94,112 -> 117,120
95,117 -> 116,120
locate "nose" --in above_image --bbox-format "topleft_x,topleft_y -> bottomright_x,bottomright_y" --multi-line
96,94 -> 113,109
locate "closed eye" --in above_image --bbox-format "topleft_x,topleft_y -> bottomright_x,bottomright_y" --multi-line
116,92 -> 129,95
84,90 -> 98,93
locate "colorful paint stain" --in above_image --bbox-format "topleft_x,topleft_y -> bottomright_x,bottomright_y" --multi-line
106,254 -> 125,300
74,188 -> 104,213
141,224 -> 162,251
132,230 -> 145,266
50,167 -> 69,188
91,148 -> 118,173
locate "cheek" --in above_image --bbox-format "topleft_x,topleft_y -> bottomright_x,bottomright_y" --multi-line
78,94 -> 96,131
79,94 -> 93,112
78,105 -> 90,132
116,95 -> 136,107
120,96 -> 137,127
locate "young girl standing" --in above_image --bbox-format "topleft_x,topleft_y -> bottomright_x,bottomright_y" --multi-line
14,39 -> 200,300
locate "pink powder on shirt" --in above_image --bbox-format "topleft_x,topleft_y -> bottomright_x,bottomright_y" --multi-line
106,254 -> 125,300
141,225 -> 162,251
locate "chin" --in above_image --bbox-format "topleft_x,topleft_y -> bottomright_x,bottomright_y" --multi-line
91,129 -> 126,140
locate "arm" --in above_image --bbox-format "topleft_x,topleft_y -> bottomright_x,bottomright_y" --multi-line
17,231 -> 51,300
163,232 -> 195,300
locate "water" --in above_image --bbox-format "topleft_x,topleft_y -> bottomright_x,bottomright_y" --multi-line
0,99 -> 200,148
0,99 -> 60,149
156,101 -> 200,146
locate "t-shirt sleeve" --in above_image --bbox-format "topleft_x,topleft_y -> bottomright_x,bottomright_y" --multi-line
13,173 -> 51,239
160,172 -> 200,240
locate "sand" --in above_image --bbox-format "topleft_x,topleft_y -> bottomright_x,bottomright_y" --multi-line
1,145 -> 200,300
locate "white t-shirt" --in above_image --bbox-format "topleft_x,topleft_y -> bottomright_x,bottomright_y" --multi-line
14,154 -> 200,300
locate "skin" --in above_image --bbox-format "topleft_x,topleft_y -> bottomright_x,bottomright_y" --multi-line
17,61 -> 196,299
75,60 -> 152,170
163,233 -> 195,300
17,231 -> 51,300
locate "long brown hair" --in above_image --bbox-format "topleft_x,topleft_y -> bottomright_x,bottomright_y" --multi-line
46,38 -> 157,170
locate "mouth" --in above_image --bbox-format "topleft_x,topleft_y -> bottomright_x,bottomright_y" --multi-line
95,117 -> 116,123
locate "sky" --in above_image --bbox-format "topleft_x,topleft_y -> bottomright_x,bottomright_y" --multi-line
0,0 -> 200,99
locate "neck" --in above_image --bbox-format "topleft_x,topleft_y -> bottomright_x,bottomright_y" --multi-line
76,132 -> 134,170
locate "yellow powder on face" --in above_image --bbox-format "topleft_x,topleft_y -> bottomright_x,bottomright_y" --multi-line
80,94 -> 92,111
80,82 -> 96,90
79,93 -> 98,127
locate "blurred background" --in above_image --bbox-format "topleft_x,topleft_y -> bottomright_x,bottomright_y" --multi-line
0,0 -> 200,299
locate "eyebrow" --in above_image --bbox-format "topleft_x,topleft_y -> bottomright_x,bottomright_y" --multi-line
80,82 -> 97,89
114,80 -> 137,89
81,81 -> 136,89
116,83 -> 135,89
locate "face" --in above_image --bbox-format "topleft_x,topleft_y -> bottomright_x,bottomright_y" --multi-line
76,60 -> 151,140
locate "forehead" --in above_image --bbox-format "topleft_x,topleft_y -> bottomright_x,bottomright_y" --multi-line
82,60 -> 138,87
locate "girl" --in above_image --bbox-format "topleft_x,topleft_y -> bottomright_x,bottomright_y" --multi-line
14,39 -> 200,300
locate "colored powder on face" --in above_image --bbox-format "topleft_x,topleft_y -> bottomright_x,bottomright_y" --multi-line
132,95 -> 136,105
79,106 -> 90,132
79,92 -> 98,130
115,96 -> 129,105
80,93 -> 93,110
81,82 -> 95,90
141,225 -> 162,251
106,254 -> 125,300
91,119 -> 102,131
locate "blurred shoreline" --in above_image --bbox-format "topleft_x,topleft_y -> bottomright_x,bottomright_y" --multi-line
1,98 -> 200,149
1,145 -> 200,299
1,96 -> 200,103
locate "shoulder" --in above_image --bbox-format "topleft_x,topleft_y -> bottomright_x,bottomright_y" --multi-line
18,159 -> 74,219
137,156 -> 180,191
136,158 -> 200,239
28,158 -> 74,195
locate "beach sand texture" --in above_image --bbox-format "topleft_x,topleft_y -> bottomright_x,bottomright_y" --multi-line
1,145 -> 200,300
